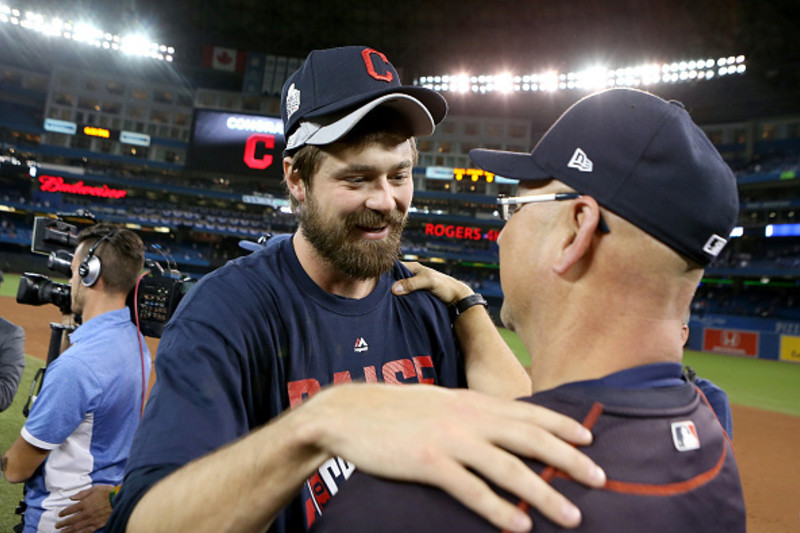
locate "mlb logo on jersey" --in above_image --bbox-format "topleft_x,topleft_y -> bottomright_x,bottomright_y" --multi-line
354,337 -> 369,353
671,420 -> 700,452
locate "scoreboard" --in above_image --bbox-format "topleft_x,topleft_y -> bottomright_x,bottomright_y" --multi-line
186,109 -> 286,179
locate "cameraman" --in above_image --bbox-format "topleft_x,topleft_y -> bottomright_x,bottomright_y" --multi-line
2,223 -> 151,533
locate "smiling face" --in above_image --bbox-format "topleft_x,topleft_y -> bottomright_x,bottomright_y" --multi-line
296,137 -> 414,280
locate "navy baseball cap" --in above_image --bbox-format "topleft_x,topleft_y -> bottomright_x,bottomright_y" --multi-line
470,88 -> 739,266
281,46 -> 448,152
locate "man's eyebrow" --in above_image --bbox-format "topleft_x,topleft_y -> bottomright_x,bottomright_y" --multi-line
334,160 -> 413,176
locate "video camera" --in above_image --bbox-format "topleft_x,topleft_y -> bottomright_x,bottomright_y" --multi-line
16,216 -> 195,338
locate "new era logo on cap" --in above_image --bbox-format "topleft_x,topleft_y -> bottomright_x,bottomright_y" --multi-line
568,148 -> 593,172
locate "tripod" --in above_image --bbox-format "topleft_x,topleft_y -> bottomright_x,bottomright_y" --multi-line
22,322 -> 74,416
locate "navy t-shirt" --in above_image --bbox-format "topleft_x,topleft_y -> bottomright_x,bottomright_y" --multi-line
107,234 -> 466,532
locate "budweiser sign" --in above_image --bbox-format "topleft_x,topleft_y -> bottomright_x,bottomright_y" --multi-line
38,175 -> 127,199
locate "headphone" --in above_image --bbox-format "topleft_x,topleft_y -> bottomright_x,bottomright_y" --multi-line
78,231 -> 116,287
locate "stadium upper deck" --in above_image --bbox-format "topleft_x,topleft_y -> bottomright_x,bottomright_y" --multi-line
0,14 -> 798,320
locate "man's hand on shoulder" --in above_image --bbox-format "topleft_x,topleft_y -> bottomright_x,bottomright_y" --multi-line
392,261 -> 472,305
306,383 -> 606,532
56,484 -> 114,533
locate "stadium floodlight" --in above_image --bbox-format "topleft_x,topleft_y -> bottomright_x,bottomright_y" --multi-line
0,4 -> 175,61
121,33 -> 160,58
495,73 -> 514,94
575,66 -> 608,91
415,54 -> 746,94
447,73 -> 470,94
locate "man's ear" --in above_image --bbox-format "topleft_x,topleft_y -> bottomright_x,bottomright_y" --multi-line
283,156 -> 306,203
553,196 -> 603,275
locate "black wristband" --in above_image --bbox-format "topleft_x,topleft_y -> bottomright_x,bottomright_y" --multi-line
450,293 -> 488,320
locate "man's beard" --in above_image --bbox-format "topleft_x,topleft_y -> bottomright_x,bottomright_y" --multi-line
299,194 -> 407,280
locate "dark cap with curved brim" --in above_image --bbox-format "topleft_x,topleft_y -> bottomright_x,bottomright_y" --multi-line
281,46 -> 447,152
470,88 -> 739,266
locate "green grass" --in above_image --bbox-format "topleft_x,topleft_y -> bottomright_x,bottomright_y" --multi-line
501,326 -> 800,417
683,349 -> 800,417
0,355 -> 46,532
0,273 -> 21,298
499,327 -> 530,366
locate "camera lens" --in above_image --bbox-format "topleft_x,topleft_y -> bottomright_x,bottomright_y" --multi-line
47,250 -> 74,277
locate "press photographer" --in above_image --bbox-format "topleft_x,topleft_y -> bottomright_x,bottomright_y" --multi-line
3,223 -> 152,533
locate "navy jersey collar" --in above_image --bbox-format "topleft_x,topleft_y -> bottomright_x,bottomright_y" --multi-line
558,362 -> 685,391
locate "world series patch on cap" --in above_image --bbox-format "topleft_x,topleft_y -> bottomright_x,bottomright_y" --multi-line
281,46 -> 448,152
470,88 -> 740,266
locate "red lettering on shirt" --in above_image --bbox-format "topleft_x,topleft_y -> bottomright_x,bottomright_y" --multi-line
412,356 -> 435,384
382,358 -> 417,384
288,378 -> 321,408
306,471 -> 332,527
333,371 -> 352,385
363,365 -> 378,383
287,357 -> 436,407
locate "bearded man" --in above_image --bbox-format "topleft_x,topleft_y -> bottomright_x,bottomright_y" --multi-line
108,46 -> 605,533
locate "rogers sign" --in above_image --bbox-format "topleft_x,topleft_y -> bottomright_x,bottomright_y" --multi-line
39,175 -> 127,199
424,223 -> 500,242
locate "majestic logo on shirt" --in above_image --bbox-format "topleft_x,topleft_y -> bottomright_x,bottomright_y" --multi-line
354,337 -> 369,353
671,420 -> 700,451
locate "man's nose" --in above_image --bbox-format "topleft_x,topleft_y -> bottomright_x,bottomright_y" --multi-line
365,179 -> 395,213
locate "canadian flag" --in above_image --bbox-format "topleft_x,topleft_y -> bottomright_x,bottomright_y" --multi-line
202,46 -> 246,73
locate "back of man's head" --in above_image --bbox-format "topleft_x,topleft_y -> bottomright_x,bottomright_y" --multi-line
77,223 -> 144,295
471,88 -> 740,268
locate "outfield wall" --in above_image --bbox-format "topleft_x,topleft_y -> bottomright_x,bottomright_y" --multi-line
687,314 -> 800,363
